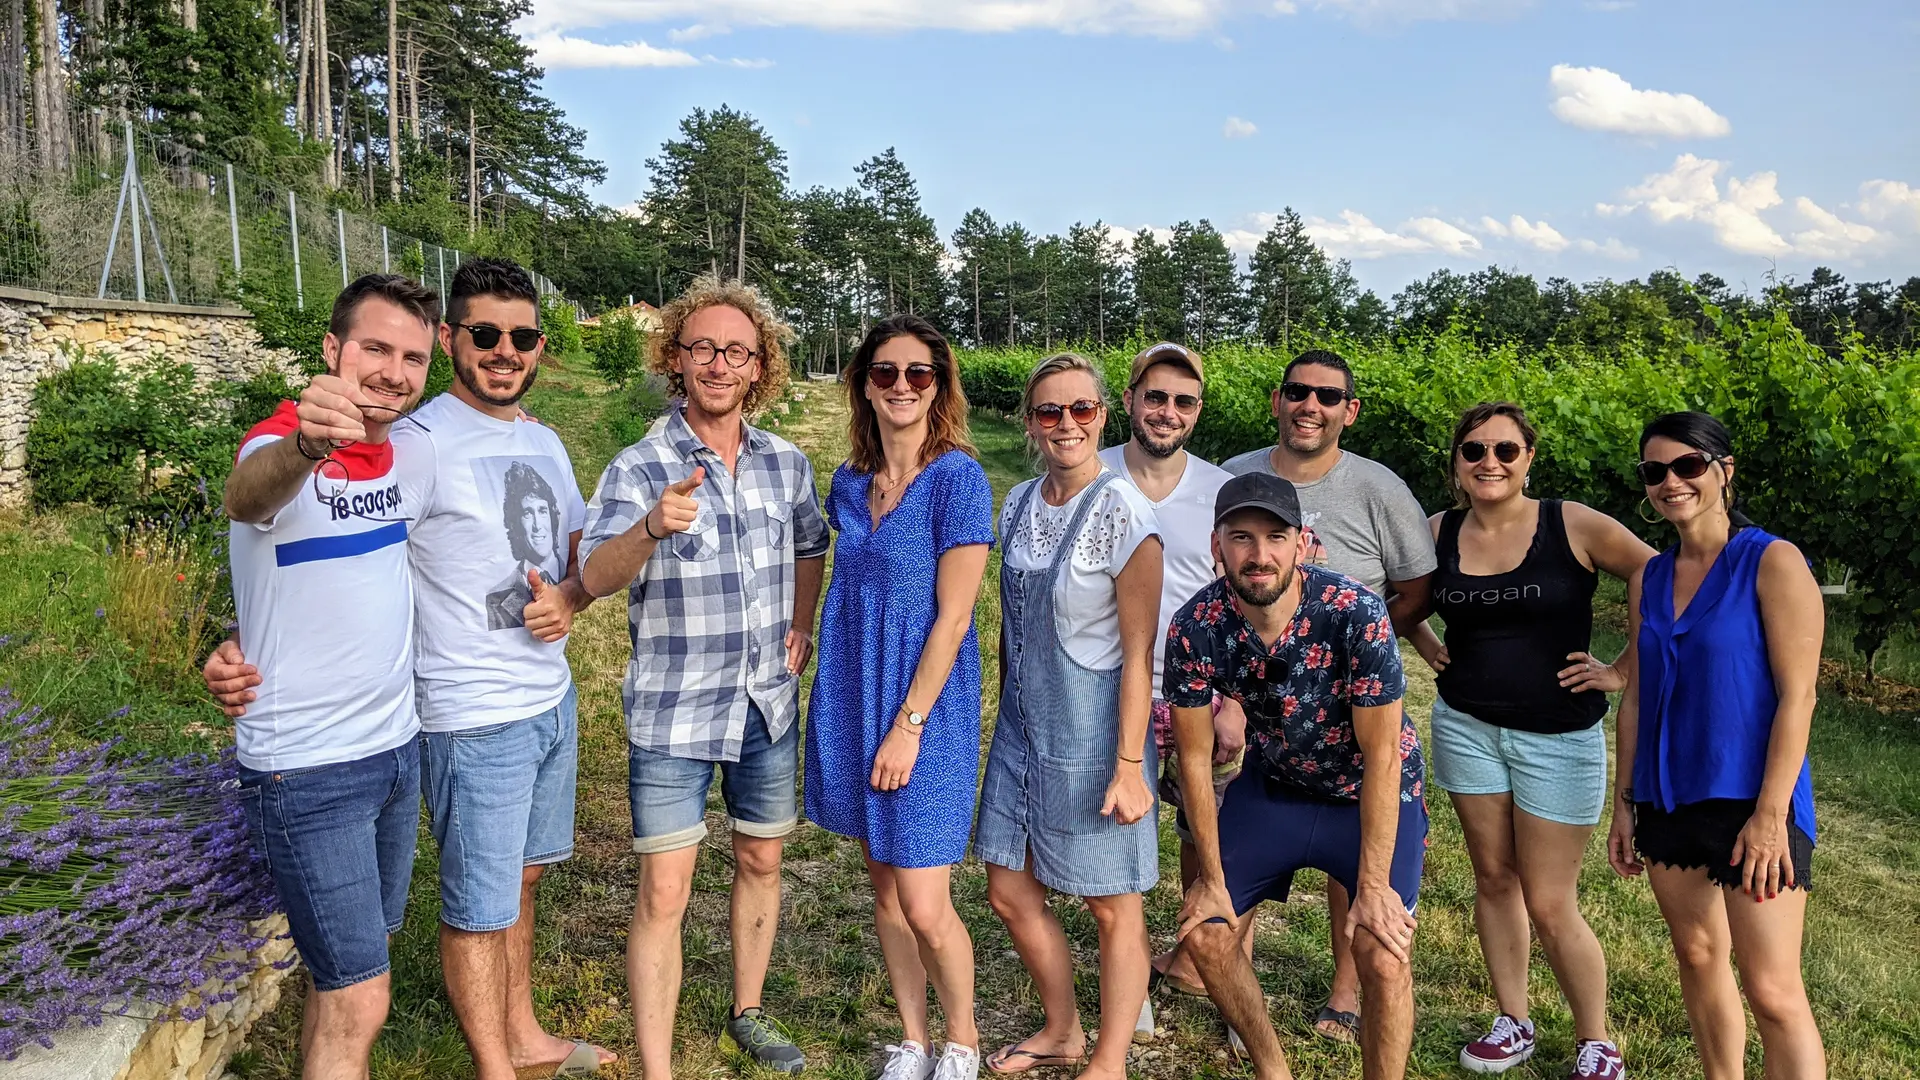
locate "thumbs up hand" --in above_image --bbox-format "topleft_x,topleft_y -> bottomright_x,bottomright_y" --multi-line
297,339 -> 370,448
645,466 -> 705,540
522,567 -> 572,642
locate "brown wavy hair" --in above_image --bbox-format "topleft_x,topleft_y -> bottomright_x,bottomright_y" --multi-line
646,274 -> 792,419
845,314 -> 976,474
1447,401 -> 1538,507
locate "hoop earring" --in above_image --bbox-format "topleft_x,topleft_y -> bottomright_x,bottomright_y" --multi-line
1637,496 -> 1663,524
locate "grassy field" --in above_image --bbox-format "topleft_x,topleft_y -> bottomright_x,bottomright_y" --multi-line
205,360 -> 1920,1079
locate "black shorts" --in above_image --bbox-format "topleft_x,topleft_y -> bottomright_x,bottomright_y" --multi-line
1633,798 -> 1813,891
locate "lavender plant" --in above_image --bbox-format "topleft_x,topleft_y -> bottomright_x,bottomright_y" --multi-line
0,690 -> 280,1060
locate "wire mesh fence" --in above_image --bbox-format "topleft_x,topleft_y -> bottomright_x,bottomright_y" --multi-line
0,111 -> 565,311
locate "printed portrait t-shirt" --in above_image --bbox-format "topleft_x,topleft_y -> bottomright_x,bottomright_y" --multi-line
393,392 -> 588,731
228,402 -> 420,771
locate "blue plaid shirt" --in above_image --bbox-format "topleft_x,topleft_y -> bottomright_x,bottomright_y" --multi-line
581,403 -> 830,761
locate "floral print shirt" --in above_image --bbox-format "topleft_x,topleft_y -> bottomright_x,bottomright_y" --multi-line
1163,565 -> 1423,803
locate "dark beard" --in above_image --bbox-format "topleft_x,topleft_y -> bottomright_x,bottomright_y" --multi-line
1225,560 -> 1296,608
456,354 -> 538,407
1131,416 -> 1190,459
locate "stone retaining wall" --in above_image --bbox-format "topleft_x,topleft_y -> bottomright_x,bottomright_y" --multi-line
6,915 -> 298,1080
0,286 -> 299,508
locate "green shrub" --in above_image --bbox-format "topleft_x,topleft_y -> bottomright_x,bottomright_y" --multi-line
578,321 -> 603,360
541,296 -> 582,358
589,313 -> 645,386
606,375 -> 669,448
238,279 -> 328,376
26,354 -> 146,509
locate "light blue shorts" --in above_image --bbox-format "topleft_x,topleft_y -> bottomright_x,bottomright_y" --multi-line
421,685 -> 579,932
1428,696 -> 1608,827
627,701 -> 798,855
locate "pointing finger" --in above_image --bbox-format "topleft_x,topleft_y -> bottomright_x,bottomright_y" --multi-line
668,466 -> 706,496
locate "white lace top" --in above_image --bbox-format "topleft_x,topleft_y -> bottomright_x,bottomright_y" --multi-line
1000,469 -> 1162,670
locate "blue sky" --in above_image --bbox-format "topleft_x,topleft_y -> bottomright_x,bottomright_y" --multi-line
521,0 -> 1920,296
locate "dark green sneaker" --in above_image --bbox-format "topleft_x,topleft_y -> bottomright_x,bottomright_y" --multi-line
721,1006 -> 807,1073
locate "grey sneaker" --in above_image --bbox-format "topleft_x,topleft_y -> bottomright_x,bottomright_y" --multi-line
722,1007 -> 808,1073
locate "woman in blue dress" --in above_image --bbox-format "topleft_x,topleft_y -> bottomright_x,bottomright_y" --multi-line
805,314 -> 995,1080
1606,412 -> 1826,1080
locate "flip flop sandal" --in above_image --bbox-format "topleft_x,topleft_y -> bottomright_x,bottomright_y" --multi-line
985,1041 -> 1084,1075
514,1040 -> 609,1078
1311,1007 -> 1360,1045
1147,965 -> 1209,998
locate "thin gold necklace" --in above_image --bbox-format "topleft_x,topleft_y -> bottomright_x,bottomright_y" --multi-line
873,465 -> 919,500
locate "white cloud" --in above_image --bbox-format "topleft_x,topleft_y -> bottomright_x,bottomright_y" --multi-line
1858,180 -> 1920,230
1547,64 -> 1731,140
667,22 -> 728,41
1304,210 -> 1482,259
522,0 -> 1528,39
1790,197 -> 1878,258
1577,237 -> 1640,259
1604,153 -> 1885,259
528,32 -> 700,68
1479,214 -> 1569,252
1222,116 -> 1258,139
709,54 -> 776,67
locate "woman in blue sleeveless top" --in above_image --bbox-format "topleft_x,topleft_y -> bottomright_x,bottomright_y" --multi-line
1606,412 -> 1826,1079
805,316 -> 996,1080
976,353 -> 1162,1080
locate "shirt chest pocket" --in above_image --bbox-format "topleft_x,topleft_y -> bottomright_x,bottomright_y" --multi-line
671,504 -> 720,562
754,496 -> 790,553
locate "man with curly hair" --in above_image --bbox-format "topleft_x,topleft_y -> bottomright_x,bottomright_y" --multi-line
581,274 -> 830,1078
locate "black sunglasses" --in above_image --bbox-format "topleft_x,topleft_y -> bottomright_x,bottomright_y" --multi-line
1140,388 -> 1201,412
1029,399 -> 1102,429
456,323 -> 543,352
1636,452 -> 1723,487
869,363 -> 936,391
1281,382 -> 1352,407
1459,440 -> 1526,464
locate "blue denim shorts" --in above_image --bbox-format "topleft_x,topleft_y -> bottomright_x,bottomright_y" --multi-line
421,686 -> 579,932
1429,696 -> 1608,827
627,701 -> 797,855
237,739 -> 420,991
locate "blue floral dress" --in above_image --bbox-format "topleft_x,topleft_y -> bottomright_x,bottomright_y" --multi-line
804,449 -> 996,868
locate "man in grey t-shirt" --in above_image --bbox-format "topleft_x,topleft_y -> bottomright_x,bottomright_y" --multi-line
1220,348 -> 1436,1045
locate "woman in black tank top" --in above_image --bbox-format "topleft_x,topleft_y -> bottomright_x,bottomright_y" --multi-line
1409,403 -> 1655,1077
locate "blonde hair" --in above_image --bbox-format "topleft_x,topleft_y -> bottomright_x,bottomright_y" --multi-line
647,274 -> 793,419
1019,352 -> 1109,464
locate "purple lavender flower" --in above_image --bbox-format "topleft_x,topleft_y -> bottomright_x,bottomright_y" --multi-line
0,691 -> 278,1060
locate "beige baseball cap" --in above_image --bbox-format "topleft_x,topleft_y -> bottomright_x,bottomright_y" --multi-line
1129,341 -> 1203,387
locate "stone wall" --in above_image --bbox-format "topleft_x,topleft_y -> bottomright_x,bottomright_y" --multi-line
6,915 -> 298,1080
0,286 -> 299,508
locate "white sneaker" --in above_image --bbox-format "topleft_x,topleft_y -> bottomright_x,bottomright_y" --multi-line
932,1043 -> 980,1080
880,1040 -> 933,1080
1134,996 -> 1156,1043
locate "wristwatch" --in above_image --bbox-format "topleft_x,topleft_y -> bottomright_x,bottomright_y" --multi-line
899,706 -> 926,733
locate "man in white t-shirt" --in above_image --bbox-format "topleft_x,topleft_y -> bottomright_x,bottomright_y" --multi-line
1095,343 -> 1247,1034
220,274 -> 440,1080
209,259 -> 612,1078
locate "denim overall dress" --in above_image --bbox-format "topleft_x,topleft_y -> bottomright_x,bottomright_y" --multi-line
975,473 -> 1160,897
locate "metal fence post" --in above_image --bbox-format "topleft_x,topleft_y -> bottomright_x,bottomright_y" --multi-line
288,191 -> 304,310
126,124 -> 146,303
437,246 -> 445,298
336,208 -> 349,289
381,226 -> 390,273
225,163 -> 242,274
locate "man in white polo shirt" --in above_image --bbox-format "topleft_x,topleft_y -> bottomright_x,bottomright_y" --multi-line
1095,342 -> 1246,1038
221,274 -> 439,1080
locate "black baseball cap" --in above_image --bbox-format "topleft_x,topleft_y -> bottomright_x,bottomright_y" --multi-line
1213,472 -> 1303,530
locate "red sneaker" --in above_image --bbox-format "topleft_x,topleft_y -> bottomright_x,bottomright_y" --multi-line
1569,1039 -> 1625,1079
1460,1014 -> 1536,1074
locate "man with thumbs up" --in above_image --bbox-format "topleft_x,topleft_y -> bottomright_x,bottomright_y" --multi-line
581,275 -> 830,1078
220,274 -> 440,1080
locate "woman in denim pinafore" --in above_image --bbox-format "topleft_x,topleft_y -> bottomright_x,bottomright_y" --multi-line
976,354 -> 1162,1080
